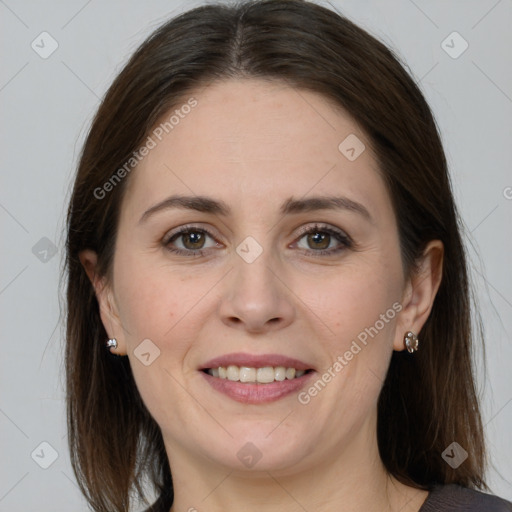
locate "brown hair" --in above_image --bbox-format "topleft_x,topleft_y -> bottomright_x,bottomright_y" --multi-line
65,1 -> 486,510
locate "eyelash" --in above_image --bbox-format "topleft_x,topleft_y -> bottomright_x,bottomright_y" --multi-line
163,223 -> 352,258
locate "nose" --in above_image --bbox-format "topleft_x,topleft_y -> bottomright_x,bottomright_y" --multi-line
218,246 -> 296,334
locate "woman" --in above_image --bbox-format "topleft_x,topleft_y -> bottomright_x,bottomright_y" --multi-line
65,1 -> 512,511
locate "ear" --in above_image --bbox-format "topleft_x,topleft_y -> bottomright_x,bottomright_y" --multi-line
393,240 -> 444,351
79,249 -> 127,355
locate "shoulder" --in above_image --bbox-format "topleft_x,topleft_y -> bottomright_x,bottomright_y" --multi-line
420,484 -> 512,512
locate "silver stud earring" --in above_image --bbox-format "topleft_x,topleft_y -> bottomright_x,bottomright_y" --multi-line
106,338 -> 118,350
404,331 -> 419,353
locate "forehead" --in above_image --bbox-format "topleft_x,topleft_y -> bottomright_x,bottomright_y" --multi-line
121,78 -> 389,222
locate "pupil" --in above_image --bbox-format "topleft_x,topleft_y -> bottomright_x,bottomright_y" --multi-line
309,232 -> 329,250
185,232 -> 203,249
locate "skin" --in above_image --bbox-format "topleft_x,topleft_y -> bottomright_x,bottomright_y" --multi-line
81,79 -> 443,512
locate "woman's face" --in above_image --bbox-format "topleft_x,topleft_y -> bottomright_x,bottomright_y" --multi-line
103,79 -> 413,474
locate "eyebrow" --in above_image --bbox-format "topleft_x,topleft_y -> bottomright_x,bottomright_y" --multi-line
139,194 -> 372,224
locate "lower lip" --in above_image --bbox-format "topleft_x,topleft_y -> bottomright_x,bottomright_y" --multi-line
200,371 -> 315,404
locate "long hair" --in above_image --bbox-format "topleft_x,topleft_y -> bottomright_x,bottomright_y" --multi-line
65,1 -> 486,510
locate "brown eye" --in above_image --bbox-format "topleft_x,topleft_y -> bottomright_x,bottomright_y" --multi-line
179,230 -> 206,250
306,231 -> 331,250
164,227 -> 219,256
294,224 -> 352,256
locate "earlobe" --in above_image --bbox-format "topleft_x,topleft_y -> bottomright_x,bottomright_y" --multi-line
393,240 -> 444,351
78,249 -> 127,356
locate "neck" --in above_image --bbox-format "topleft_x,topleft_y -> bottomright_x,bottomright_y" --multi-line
165,415 -> 428,512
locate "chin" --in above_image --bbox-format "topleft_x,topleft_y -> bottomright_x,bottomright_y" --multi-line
203,424 -> 317,474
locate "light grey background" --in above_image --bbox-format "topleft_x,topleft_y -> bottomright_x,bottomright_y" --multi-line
1,0 -> 511,510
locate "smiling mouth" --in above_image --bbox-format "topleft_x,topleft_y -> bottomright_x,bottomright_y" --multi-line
202,365 -> 313,383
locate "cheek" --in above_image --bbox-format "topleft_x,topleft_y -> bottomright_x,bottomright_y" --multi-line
113,252 -> 220,358
301,266 -> 400,345
112,257 -> 199,424
112,249 -> 179,343
298,262 -> 401,403
116,275 -> 172,340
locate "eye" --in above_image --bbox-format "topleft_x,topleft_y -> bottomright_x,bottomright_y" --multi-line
164,225 -> 220,256
293,223 -> 352,256
163,223 -> 352,258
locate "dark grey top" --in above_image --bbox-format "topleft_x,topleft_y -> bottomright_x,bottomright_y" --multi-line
419,484 -> 512,511
146,484 -> 512,511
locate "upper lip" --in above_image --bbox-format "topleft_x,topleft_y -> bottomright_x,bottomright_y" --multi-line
201,352 -> 314,371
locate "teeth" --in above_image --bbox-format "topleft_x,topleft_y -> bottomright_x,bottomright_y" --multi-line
206,365 -> 308,383
274,366 -> 286,381
256,367 -> 274,383
226,365 -> 239,381
239,367 -> 256,383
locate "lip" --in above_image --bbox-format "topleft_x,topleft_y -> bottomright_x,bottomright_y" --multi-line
200,370 -> 315,404
200,352 -> 314,372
